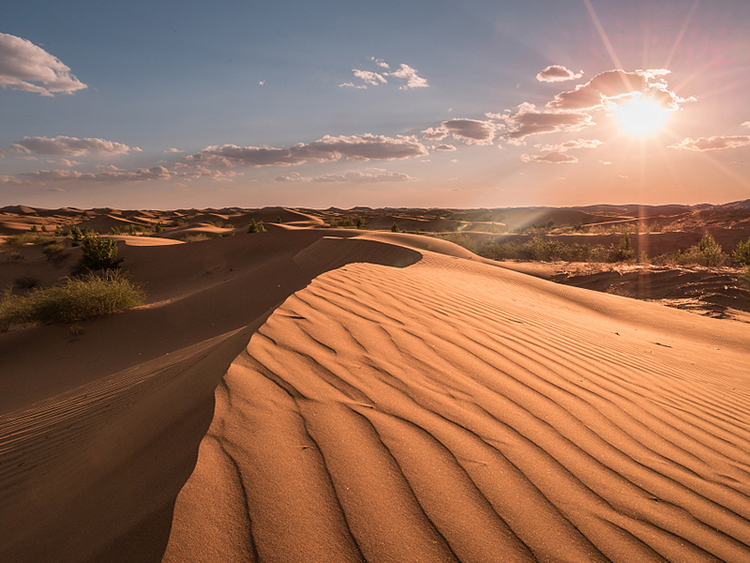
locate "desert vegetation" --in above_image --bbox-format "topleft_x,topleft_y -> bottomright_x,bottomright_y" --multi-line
1,271 -> 146,331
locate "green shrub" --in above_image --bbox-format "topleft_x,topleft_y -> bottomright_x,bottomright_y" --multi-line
182,233 -> 211,242
0,270 -> 146,329
43,242 -> 65,259
4,232 -> 56,246
697,234 -> 727,266
733,238 -> 750,266
69,226 -> 84,246
610,234 -> 635,262
434,233 -> 478,254
247,218 -> 266,233
110,226 -> 122,235
77,235 -> 123,272
391,221 -> 400,233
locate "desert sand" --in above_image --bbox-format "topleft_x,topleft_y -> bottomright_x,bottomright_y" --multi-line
1,206 -> 750,562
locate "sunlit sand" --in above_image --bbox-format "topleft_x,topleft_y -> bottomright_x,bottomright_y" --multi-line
1,205 -> 750,563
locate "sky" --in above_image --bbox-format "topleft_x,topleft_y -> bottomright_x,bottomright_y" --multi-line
1,0 -> 749,210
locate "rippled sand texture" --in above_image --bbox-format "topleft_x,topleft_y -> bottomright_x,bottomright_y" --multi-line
164,249 -> 750,563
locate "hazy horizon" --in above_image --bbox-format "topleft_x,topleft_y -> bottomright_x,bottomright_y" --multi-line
2,1 -> 749,209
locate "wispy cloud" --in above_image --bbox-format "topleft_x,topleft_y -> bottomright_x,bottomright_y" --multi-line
184,134 -> 428,168
56,158 -> 82,167
535,139 -> 604,152
19,166 -> 174,183
434,144 -> 457,151
521,152 -> 579,164
389,64 -> 429,89
313,170 -> 418,183
341,59 -> 428,90
0,33 -> 87,96
536,65 -> 583,83
165,147 -> 184,153
669,136 -> 750,151
6,136 -> 140,157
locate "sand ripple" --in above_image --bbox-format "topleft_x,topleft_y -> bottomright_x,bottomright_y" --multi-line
164,251 -> 750,563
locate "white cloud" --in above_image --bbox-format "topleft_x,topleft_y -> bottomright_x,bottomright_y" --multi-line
274,172 -> 312,182
668,136 -> 750,151
0,33 -> 88,96
421,127 -> 448,141
371,57 -> 390,69
313,170 -> 418,183
389,64 -> 429,89
352,69 -> 387,86
742,121 -> 750,128
600,160 -> 612,165
521,152 -> 579,164
535,139 -> 604,152
0,175 -> 27,185
7,136 -> 139,156
536,65 -> 583,83
184,134 -> 428,168
165,147 -> 184,153
434,144 -> 457,151
56,158 -> 82,167
339,82 -> 367,89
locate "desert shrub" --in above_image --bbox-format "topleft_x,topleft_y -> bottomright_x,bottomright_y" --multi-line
391,221 -> 400,233
76,234 -> 123,272
155,222 -> 165,232
69,226 -> 84,246
43,241 -> 65,259
697,234 -> 726,266
182,233 -> 212,242
479,237 -> 610,263
110,226 -> 122,235
13,276 -> 40,289
30,225 -> 38,233
0,270 -> 146,328
55,225 -> 63,236
128,224 -> 138,236
247,219 -> 266,233
5,232 -> 56,246
434,233 -> 478,254
610,234 -> 635,262
733,237 -> 750,266
649,221 -> 663,233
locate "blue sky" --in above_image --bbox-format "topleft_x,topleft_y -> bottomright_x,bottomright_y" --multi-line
1,0 -> 749,209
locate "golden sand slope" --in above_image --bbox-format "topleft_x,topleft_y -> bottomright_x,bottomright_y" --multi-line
164,242 -> 750,563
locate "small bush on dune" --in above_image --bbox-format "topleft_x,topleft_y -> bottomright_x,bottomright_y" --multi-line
434,233 -> 478,254
247,219 -> 266,233
0,270 -> 146,329
733,237 -> 750,266
75,234 -> 123,273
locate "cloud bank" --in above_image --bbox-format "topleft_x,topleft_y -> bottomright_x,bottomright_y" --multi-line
7,136 -> 140,156
0,33 -> 87,96
669,136 -> 750,151
185,134 -> 428,168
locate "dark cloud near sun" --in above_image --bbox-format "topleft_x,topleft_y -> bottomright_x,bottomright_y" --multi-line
669,136 -> 750,151
536,65 -> 583,83
422,119 -> 495,145
500,103 -> 594,140
185,134 -> 428,168
548,69 -> 686,111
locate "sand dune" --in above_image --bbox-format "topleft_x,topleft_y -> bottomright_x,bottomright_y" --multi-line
2,229 -> 750,562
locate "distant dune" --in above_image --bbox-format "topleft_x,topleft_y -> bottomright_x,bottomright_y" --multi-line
1,207 -> 750,562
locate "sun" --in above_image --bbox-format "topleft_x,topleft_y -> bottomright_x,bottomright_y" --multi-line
615,96 -> 670,137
